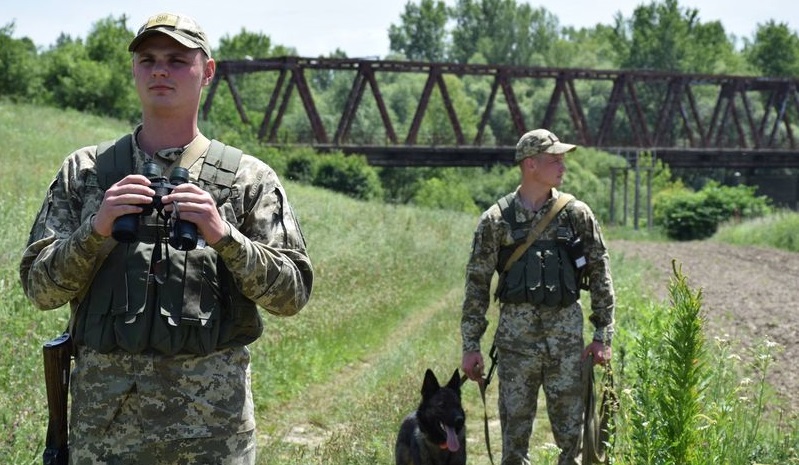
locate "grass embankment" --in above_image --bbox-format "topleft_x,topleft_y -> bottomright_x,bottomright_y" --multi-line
1,101 -> 797,464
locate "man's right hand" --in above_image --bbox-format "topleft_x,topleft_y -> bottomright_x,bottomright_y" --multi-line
461,351 -> 485,382
92,174 -> 154,237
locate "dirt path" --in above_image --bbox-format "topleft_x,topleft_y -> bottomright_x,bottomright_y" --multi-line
269,288 -> 464,447
610,240 -> 799,412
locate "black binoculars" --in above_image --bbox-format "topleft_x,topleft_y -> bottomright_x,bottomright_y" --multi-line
111,161 -> 199,251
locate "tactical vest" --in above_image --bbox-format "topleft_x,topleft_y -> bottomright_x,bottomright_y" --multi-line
72,134 -> 265,355
494,193 -> 582,307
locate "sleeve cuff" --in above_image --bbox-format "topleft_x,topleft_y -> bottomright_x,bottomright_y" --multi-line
592,326 -> 614,345
210,221 -> 244,260
77,215 -> 109,255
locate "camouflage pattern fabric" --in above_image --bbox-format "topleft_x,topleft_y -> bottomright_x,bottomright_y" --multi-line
69,345 -> 256,464
497,340 -> 583,465
19,126 -> 314,456
460,188 -> 615,464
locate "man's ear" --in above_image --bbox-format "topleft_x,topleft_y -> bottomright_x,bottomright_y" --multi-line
523,156 -> 536,171
203,58 -> 216,86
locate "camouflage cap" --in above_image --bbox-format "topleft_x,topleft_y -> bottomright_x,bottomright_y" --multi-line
129,13 -> 212,58
515,129 -> 577,162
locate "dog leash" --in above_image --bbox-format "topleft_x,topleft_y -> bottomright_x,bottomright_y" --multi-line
461,343 -> 498,465
582,355 -> 618,464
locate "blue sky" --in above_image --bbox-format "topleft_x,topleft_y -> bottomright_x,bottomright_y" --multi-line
5,0 -> 797,58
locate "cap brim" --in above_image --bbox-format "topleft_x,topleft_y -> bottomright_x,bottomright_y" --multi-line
128,28 -> 202,53
544,142 -> 577,154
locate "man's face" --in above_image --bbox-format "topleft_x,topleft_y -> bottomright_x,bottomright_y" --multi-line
131,34 -> 214,113
529,153 -> 567,187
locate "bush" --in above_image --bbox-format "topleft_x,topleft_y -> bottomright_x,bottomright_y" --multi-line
654,182 -> 773,241
284,148 -> 320,184
701,180 -> 773,219
412,177 -> 480,214
313,152 -> 383,201
0,26 -> 42,101
655,188 -> 719,240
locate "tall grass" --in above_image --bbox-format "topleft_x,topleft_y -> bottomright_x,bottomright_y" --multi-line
714,210 -> 799,252
1,101 -> 797,464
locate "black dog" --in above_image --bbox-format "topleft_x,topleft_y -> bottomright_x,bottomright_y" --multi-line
395,368 -> 466,465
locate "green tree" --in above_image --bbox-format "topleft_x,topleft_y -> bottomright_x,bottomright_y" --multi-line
37,15 -> 139,121
0,23 -> 43,101
216,29 -> 295,60
610,0 -> 739,74
388,0 -> 449,61
745,20 -> 799,77
449,0 -> 560,66
84,15 -> 139,120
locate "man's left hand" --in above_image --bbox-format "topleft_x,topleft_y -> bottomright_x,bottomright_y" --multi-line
583,340 -> 612,365
161,183 -> 227,245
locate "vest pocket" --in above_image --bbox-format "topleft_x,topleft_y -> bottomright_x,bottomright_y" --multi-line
542,248 -> 562,307
113,248 -> 153,353
74,246 -> 132,353
496,259 -> 528,304
151,247 -> 221,355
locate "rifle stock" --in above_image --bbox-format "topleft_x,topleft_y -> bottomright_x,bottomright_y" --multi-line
42,333 -> 72,465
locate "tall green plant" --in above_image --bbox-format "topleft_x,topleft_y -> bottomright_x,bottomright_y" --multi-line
659,261 -> 706,464
616,261 -> 708,465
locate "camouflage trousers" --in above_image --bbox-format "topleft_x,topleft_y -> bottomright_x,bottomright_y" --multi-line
69,345 -> 256,464
495,310 -> 584,465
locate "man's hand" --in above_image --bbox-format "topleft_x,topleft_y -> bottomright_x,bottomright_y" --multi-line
583,340 -> 612,366
461,351 -> 485,382
92,174 -> 154,237
161,183 -> 227,245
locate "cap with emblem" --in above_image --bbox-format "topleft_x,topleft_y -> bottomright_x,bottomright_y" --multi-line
514,129 -> 577,162
128,13 -> 212,58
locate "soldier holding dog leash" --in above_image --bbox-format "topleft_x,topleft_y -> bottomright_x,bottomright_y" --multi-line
460,129 -> 615,465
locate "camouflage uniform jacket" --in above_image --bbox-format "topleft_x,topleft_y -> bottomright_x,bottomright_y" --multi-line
461,188 -> 615,355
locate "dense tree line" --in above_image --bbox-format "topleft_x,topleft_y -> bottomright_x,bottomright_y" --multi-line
2,0 -> 797,126
1,0 -> 793,226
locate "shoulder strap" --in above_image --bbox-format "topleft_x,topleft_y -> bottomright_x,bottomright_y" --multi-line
497,193 -> 515,224
501,193 -> 574,273
497,192 -> 528,242
96,134 -> 134,189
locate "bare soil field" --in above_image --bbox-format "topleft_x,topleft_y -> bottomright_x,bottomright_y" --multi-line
610,240 -> 799,413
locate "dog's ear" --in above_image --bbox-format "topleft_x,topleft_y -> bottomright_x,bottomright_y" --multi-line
446,369 -> 462,394
422,368 -> 440,397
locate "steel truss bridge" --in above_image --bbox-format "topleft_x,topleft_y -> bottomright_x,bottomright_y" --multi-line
201,56 -> 799,169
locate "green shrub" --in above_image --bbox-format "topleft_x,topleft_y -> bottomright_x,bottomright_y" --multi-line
284,148 -> 320,184
654,181 -> 772,241
654,188 -> 719,240
702,180 -> 773,219
313,152 -> 383,201
412,177 -> 480,214
0,26 -> 42,101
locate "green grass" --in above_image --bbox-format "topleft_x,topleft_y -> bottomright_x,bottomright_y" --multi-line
1,101 -> 797,464
714,209 -> 799,253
